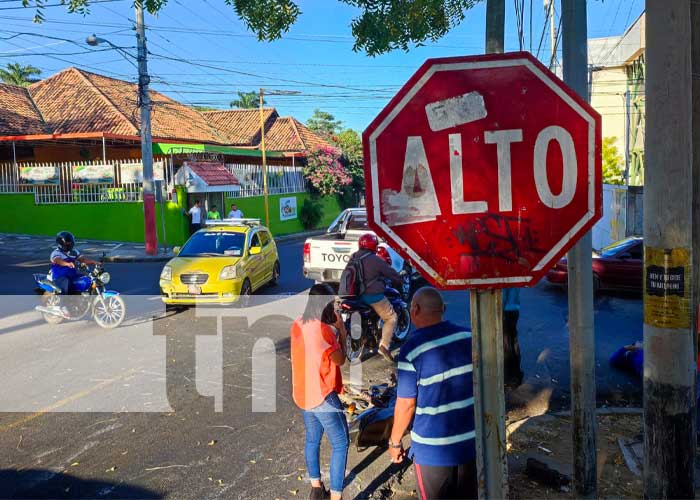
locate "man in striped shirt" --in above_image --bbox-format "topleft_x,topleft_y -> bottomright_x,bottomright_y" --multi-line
388,287 -> 477,500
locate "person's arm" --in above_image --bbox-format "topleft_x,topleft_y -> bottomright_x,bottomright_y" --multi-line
78,255 -> 98,266
329,342 -> 346,366
382,261 -> 403,289
51,256 -> 75,268
389,397 -> 417,463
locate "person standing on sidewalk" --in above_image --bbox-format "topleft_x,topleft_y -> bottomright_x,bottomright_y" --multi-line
207,204 -> 221,221
187,200 -> 202,235
503,287 -> 524,388
291,283 -> 349,500
388,287 -> 477,500
227,203 -> 244,219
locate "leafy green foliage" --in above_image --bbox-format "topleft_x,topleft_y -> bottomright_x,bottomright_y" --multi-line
333,129 -> 365,201
230,91 -> 264,109
342,0 -> 481,55
0,63 -> 41,86
299,197 -> 323,230
24,0 -> 169,23
602,136 -> 625,185
26,0 -> 481,56
306,109 -> 343,139
225,0 -> 301,41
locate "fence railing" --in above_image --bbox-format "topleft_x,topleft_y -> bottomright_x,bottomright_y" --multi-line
225,163 -> 306,198
0,159 -> 172,205
0,160 -> 307,204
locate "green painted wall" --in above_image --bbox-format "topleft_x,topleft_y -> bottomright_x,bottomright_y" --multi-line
224,192 -> 342,236
0,188 -> 341,245
0,192 -> 188,245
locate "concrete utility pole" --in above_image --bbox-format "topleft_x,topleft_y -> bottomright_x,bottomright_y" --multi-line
258,88 -> 270,228
561,0 -> 597,497
644,1 -> 696,497
471,3 -> 508,499
692,0 -> 700,403
136,1 -> 158,255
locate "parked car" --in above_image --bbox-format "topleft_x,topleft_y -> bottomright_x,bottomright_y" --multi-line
303,208 -> 404,284
160,219 -> 280,307
546,236 -> 643,293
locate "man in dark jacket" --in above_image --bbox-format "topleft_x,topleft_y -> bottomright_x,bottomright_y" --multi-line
352,233 -> 402,362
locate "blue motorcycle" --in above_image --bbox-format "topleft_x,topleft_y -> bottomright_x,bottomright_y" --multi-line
33,262 -> 126,329
338,274 -> 411,362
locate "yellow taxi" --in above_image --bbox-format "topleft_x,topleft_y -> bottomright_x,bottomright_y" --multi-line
159,219 -> 280,306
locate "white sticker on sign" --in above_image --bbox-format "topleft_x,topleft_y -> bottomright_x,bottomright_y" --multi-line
425,91 -> 487,132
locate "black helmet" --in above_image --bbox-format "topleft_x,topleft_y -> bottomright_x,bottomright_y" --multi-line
56,231 -> 75,252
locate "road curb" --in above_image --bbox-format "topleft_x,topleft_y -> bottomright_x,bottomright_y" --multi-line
102,254 -> 173,263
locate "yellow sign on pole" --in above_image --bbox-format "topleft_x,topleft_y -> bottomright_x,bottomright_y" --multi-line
644,247 -> 691,329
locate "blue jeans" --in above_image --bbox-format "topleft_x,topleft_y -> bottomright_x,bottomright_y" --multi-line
302,392 -> 349,495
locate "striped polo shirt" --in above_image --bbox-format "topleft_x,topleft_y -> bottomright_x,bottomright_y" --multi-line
397,321 -> 475,466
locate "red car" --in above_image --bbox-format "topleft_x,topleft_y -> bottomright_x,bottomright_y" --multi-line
546,236 -> 643,292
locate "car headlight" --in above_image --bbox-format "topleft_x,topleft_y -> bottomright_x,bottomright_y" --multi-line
220,264 -> 239,280
160,265 -> 172,281
99,272 -> 111,284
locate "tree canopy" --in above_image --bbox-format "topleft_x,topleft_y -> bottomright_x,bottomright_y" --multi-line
25,0 -> 482,56
230,91 -> 265,109
306,109 -> 343,139
0,63 -> 41,87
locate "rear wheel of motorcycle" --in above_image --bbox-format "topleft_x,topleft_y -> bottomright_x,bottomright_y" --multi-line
393,307 -> 411,341
346,334 -> 366,363
41,293 -> 64,324
93,295 -> 126,329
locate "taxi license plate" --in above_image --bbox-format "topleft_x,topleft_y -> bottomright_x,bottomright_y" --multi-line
188,285 -> 202,295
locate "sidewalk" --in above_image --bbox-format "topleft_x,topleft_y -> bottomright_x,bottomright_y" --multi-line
0,229 -> 323,263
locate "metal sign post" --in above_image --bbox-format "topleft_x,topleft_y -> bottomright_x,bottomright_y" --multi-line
470,288 -> 507,498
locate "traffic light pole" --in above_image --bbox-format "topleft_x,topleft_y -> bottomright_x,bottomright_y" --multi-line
561,1 -> 597,497
643,1 -> 696,497
471,2 -> 508,499
136,2 -> 158,255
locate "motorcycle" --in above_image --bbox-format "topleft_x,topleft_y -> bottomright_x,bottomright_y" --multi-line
338,274 -> 411,362
33,262 -> 126,329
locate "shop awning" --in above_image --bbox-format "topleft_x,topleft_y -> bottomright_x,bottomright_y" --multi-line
153,142 -> 285,158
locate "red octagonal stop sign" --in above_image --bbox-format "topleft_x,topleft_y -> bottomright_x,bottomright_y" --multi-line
363,52 -> 602,289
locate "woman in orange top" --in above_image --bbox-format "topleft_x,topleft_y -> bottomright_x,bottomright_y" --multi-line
291,283 -> 348,500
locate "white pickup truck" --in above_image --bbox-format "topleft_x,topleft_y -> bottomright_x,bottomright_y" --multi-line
303,208 -> 404,284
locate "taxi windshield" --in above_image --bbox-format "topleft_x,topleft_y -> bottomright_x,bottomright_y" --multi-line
180,232 -> 246,257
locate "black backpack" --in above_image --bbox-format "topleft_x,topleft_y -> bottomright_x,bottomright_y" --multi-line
339,252 -> 371,296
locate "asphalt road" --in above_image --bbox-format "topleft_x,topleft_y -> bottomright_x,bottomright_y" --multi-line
0,239 -> 643,499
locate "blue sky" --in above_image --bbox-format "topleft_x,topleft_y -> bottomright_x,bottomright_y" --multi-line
0,0 -> 643,132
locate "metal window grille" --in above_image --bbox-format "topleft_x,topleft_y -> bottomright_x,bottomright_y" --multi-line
0,159 -> 171,204
225,163 -> 305,198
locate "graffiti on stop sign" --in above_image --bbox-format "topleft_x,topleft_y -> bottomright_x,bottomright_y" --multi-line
363,52 -> 602,289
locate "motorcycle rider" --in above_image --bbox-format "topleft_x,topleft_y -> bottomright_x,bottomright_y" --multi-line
348,233 -> 403,362
50,231 -> 98,299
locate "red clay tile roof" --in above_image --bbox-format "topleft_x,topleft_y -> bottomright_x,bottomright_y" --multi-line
203,108 -> 277,145
0,67 -> 328,154
0,83 -> 48,135
187,162 -> 240,186
27,68 -> 225,143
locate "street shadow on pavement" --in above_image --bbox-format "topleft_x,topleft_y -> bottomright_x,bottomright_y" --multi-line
0,468 -> 162,499
348,447 -> 413,499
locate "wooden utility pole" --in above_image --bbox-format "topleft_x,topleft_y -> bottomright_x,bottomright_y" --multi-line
644,1 -> 696,497
471,2 -> 508,499
561,0 -> 597,497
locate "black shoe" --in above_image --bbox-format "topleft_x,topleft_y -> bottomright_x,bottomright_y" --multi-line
309,485 -> 330,500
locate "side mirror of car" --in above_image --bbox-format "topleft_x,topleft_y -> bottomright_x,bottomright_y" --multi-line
173,246 -> 181,256
249,246 -> 262,256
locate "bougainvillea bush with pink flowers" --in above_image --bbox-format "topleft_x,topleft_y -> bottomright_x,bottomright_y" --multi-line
303,146 -> 352,197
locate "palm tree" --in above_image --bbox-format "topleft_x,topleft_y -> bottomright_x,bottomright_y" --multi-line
230,91 -> 265,109
0,63 -> 41,87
